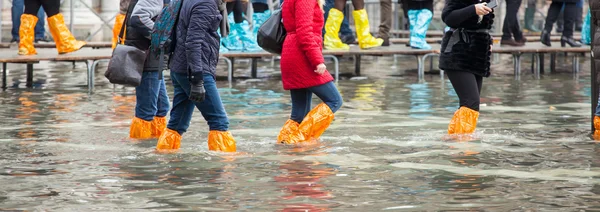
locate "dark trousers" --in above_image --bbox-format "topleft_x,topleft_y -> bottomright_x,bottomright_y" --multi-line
290,82 -> 343,124
447,71 -> 483,111
502,0 -> 524,40
24,0 -> 59,17
167,72 -> 230,135
226,0 -> 244,23
545,1 -> 577,37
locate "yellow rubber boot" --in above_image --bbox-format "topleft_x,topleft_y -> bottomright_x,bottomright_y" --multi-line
288,103 -> 335,144
130,117 -> 153,139
594,116 -> 600,140
156,129 -> 182,150
324,9 -> 350,50
448,107 -> 480,134
18,14 -> 38,55
352,9 -> 383,49
112,13 -> 126,49
278,119 -> 300,144
47,13 -> 86,54
208,131 -> 237,152
151,116 -> 167,138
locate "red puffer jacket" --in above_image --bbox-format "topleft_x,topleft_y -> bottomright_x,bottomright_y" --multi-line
280,0 -> 334,90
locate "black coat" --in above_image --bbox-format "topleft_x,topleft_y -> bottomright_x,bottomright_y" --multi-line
169,0 -> 222,77
439,0 -> 494,77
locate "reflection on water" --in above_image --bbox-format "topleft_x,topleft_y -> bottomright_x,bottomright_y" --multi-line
1,57 -> 600,210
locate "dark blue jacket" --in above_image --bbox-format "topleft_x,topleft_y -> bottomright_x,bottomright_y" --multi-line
169,0 -> 222,77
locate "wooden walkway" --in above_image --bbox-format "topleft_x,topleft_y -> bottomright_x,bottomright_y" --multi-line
0,42 -> 113,49
0,42 -> 590,92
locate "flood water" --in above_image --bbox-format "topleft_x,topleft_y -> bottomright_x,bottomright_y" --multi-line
1,55 -> 600,211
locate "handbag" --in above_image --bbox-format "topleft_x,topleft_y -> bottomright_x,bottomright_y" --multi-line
257,4 -> 286,55
105,2 -> 147,87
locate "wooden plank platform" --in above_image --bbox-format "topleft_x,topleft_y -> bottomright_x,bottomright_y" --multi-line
390,35 -> 583,44
390,30 -> 581,38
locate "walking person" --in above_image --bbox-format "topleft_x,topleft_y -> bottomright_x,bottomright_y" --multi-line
501,0 -> 526,46
278,0 -> 343,144
439,0 -> 494,135
156,0 -> 236,152
541,0 -> 581,47
524,0 -> 541,33
126,0 -> 170,140
324,0 -> 383,49
11,0 -> 47,43
324,0 -> 356,45
17,0 -> 86,55
221,0 -> 261,52
591,0 -> 599,139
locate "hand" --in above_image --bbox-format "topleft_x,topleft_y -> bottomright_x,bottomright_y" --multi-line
475,3 -> 492,16
315,63 -> 327,75
189,81 -> 206,102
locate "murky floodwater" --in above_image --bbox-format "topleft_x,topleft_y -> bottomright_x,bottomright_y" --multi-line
1,55 -> 600,211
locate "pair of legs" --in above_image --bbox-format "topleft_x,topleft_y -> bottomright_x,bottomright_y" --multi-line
18,0 -> 85,55
130,72 -> 170,139
222,0 -> 261,51
405,0 -> 433,49
11,0 -> 45,42
156,72 -> 236,152
324,0 -> 356,44
279,82 -> 343,144
542,1 -> 581,47
324,0 -> 383,50
524,0 -> 540,32
501,0 -> 525,45
446,71 -> 482,134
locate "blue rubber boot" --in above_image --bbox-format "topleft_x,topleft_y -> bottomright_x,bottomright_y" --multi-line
232,21 -> 262,52
222,14 -> 243,51
408,9 -> 432,50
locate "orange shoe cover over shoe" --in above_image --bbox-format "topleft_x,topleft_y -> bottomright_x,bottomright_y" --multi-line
448,106 -> 480,134
18,14 -> 38,55
130,117 -> 153,139
112,13 -> 126,49
594,116 -> 600,140
288,103 -> 335,144
47,13 -> 86,54
156,129 -> 181,150
151,116 -> 167,138
208,131 -> 237,152
278,119 -> 300,144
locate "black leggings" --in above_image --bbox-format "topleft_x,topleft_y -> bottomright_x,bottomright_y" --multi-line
544,1 -> 577,37
253,3 -> 268,13
227,0 -> 244,23
447,71 -> 483,111
25,0 -> 60,17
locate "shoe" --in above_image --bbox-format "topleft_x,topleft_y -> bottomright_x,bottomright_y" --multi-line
156,129 -> 181,150
324,9 -> 350,50
408,9 -> 432,50
288,103 -> 335,144
18,14 -> 38,55
151,116 -> 167,138
594,116 -> 600,140
47,13 -> 86,54
340,33 -> 357,45
561,36 -> 582,47
516,37 -> 528,45
540,30 -> 551,47
112,13 -> 126,49
380,37 -> 390,46
352,9 -> 383,49
233,22 -> 262,52
34,37 -> 50,43
500,39 -> 525,46
10,38 -> 19,43
448,106 -> 479,134
524,8 -> 541,33
130,117 -> 153,139
221,14 -> 243,51
208,130 -> 237,152
277,119 -> 300,144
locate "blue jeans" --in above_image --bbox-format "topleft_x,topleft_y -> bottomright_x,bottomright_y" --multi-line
167,72 -> 230,135
323,0 -> 353,37
290,82 -> 342,123
135,72 -> 170,121
11,0 -> 46,40
595,94 -> 600,116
